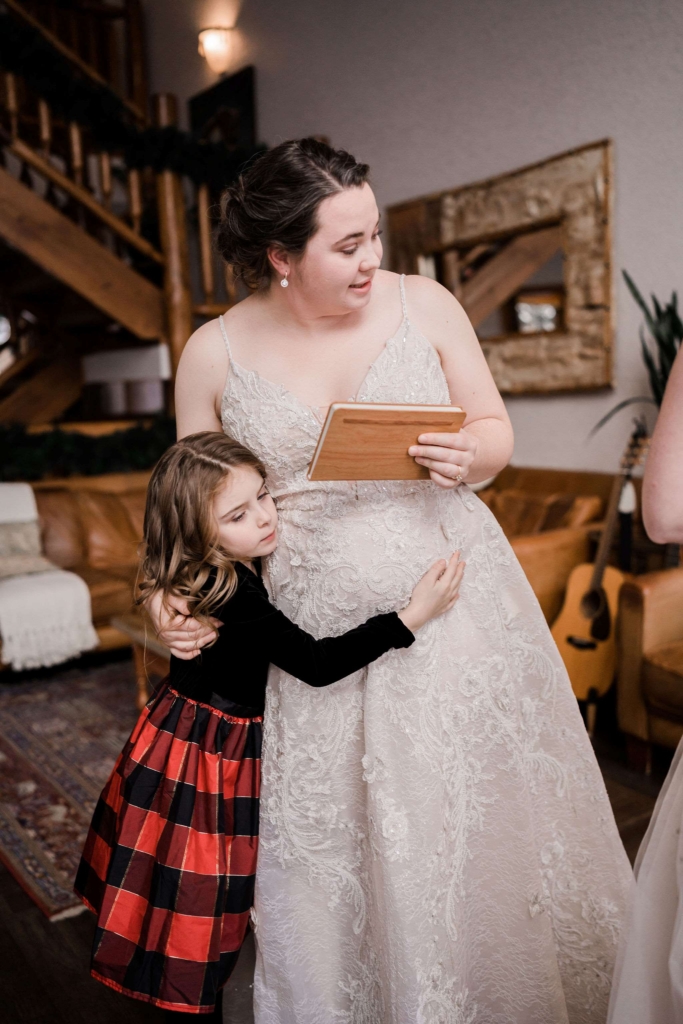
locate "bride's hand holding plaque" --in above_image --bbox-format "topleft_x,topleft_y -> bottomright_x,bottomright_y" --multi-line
409,428 -> 479,489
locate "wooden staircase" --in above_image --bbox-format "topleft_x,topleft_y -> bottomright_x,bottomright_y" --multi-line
0,0 -> 235,427
0,164 -> 164,339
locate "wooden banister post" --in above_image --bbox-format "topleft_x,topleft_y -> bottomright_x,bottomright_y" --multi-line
153,93 -> 193,376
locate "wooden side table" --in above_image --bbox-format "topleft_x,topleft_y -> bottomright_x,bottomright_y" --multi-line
111,612 -> 171,709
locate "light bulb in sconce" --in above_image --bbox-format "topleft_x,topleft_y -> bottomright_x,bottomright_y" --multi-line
198,27 -> 235,74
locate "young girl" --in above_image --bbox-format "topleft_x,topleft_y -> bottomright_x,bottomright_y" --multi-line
74,431 -> 464,1018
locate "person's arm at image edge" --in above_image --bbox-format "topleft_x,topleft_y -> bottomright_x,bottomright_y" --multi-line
405,276 -> 514,487
642,345 -> 683,544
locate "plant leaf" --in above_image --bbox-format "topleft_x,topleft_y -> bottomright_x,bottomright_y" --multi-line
640,330 -> 664,404
623,270 -> 657,336
588,396 -> 656,438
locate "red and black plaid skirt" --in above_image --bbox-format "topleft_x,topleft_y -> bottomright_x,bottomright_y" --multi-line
74,680 -> 262,1014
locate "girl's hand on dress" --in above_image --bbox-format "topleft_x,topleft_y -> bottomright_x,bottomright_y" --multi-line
408,428 -> 478,489
398,552 -> 465,632
146,589 -> 220,660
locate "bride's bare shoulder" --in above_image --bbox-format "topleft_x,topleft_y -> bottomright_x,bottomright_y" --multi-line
178,317 -> 227,379
174,318 -> 229,434
403,274 -> 473,341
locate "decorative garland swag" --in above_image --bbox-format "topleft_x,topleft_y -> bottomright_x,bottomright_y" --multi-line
0,6 -> 264,192
0,418 -> 176,482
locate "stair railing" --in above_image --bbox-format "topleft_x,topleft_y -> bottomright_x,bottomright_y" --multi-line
6,0 -> 148,120
0,4 -> 240,387
0,67 -> 165,268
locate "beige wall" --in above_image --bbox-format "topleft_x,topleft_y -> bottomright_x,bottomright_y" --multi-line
143,0 -> 683,472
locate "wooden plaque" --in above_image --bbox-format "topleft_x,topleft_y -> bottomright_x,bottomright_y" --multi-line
307,402 -> 466,481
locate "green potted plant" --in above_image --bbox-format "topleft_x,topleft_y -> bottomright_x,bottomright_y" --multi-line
592,271 -> 683,434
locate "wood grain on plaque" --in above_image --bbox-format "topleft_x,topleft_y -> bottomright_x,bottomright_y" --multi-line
308,403 -> 466,481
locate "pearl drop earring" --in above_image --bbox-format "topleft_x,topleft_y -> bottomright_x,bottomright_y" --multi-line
281,272 -> 289,289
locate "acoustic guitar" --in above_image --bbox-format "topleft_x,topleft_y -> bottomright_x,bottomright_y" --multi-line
551,425 -> 649,734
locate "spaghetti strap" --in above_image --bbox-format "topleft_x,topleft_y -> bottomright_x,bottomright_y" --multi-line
399,273 -> 408,320
218,314 -> 232,360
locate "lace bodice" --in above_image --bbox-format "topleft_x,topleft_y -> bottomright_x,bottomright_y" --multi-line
221,279 -> 449,494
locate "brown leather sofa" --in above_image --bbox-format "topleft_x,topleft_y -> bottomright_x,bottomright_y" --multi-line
0,471 -> 150,663
617,567 -> 683,763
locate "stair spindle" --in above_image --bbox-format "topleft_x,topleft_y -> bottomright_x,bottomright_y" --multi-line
128,168 -> 142,233
38,99 -> 52,155
69,123 -> 84,185
99,151 -> 112,208
5,74 -> 19,140
197,183 -> 215,305
124,0 -> 148,118
153,93 -> 193,377
224,263 -> 238,305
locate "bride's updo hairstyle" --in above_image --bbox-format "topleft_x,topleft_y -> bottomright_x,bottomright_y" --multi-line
217,137 -> 370,288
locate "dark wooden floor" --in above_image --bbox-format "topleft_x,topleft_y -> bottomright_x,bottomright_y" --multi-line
0,747 -> 660,1023
0,862 -> 256,1023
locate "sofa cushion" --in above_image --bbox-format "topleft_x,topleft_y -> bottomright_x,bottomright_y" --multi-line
76,566 -> 136,622
643,642 -> 683,720
479,489 -> 564,538
117,489 -> 147,540
75,491 -> 140,570
34,490 -> 86,568
478,487 -> 603,538
559,495 -> 603,529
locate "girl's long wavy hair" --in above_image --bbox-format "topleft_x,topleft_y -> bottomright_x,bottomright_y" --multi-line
137,432 -> 266,628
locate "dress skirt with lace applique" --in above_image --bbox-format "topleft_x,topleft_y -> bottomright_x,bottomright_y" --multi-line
219,275 -> 633,1024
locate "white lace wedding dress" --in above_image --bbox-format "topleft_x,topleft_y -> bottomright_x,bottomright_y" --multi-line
219,276 -> 633,1024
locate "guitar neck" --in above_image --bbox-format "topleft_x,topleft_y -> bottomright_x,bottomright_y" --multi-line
590,473 -> 626,591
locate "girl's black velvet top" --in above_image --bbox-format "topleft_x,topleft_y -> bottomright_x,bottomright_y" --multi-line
169,561 -> 415,715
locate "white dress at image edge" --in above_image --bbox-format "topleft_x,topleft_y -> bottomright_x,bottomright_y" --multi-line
220,277 -> 634,1024
608,738 -> 683,1024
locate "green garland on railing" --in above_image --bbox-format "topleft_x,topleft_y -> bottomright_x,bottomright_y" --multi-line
0,418 -> 176,481
0,6 -> 264,191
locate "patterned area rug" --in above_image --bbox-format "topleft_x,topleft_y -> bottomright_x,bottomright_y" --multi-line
0,660 -> 140,919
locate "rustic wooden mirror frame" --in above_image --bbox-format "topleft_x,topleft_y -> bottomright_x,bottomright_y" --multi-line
387,140 -> 613,395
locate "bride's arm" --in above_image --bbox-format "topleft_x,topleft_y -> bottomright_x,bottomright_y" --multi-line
404,275 -> 514,488
175,319 -> 228,438
145,320 -> 229,657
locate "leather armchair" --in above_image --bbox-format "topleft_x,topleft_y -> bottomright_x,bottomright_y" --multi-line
617,567 -> 683,763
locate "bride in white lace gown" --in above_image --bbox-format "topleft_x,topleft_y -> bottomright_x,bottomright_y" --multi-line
164,139 -> 632,1023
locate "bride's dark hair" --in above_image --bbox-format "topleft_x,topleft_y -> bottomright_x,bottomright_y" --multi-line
217,137 -> 370,288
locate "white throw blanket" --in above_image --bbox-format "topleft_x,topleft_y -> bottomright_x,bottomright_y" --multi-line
0,483 -> 98,670
0,481 -> 40,523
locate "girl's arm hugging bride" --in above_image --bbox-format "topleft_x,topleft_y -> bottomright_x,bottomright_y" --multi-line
149,139 -> 513,657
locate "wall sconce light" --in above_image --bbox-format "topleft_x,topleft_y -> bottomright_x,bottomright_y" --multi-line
198,27 -> 235,75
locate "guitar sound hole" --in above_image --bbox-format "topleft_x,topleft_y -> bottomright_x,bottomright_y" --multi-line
591,596 -> 611,642
580,589 -> 604,619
